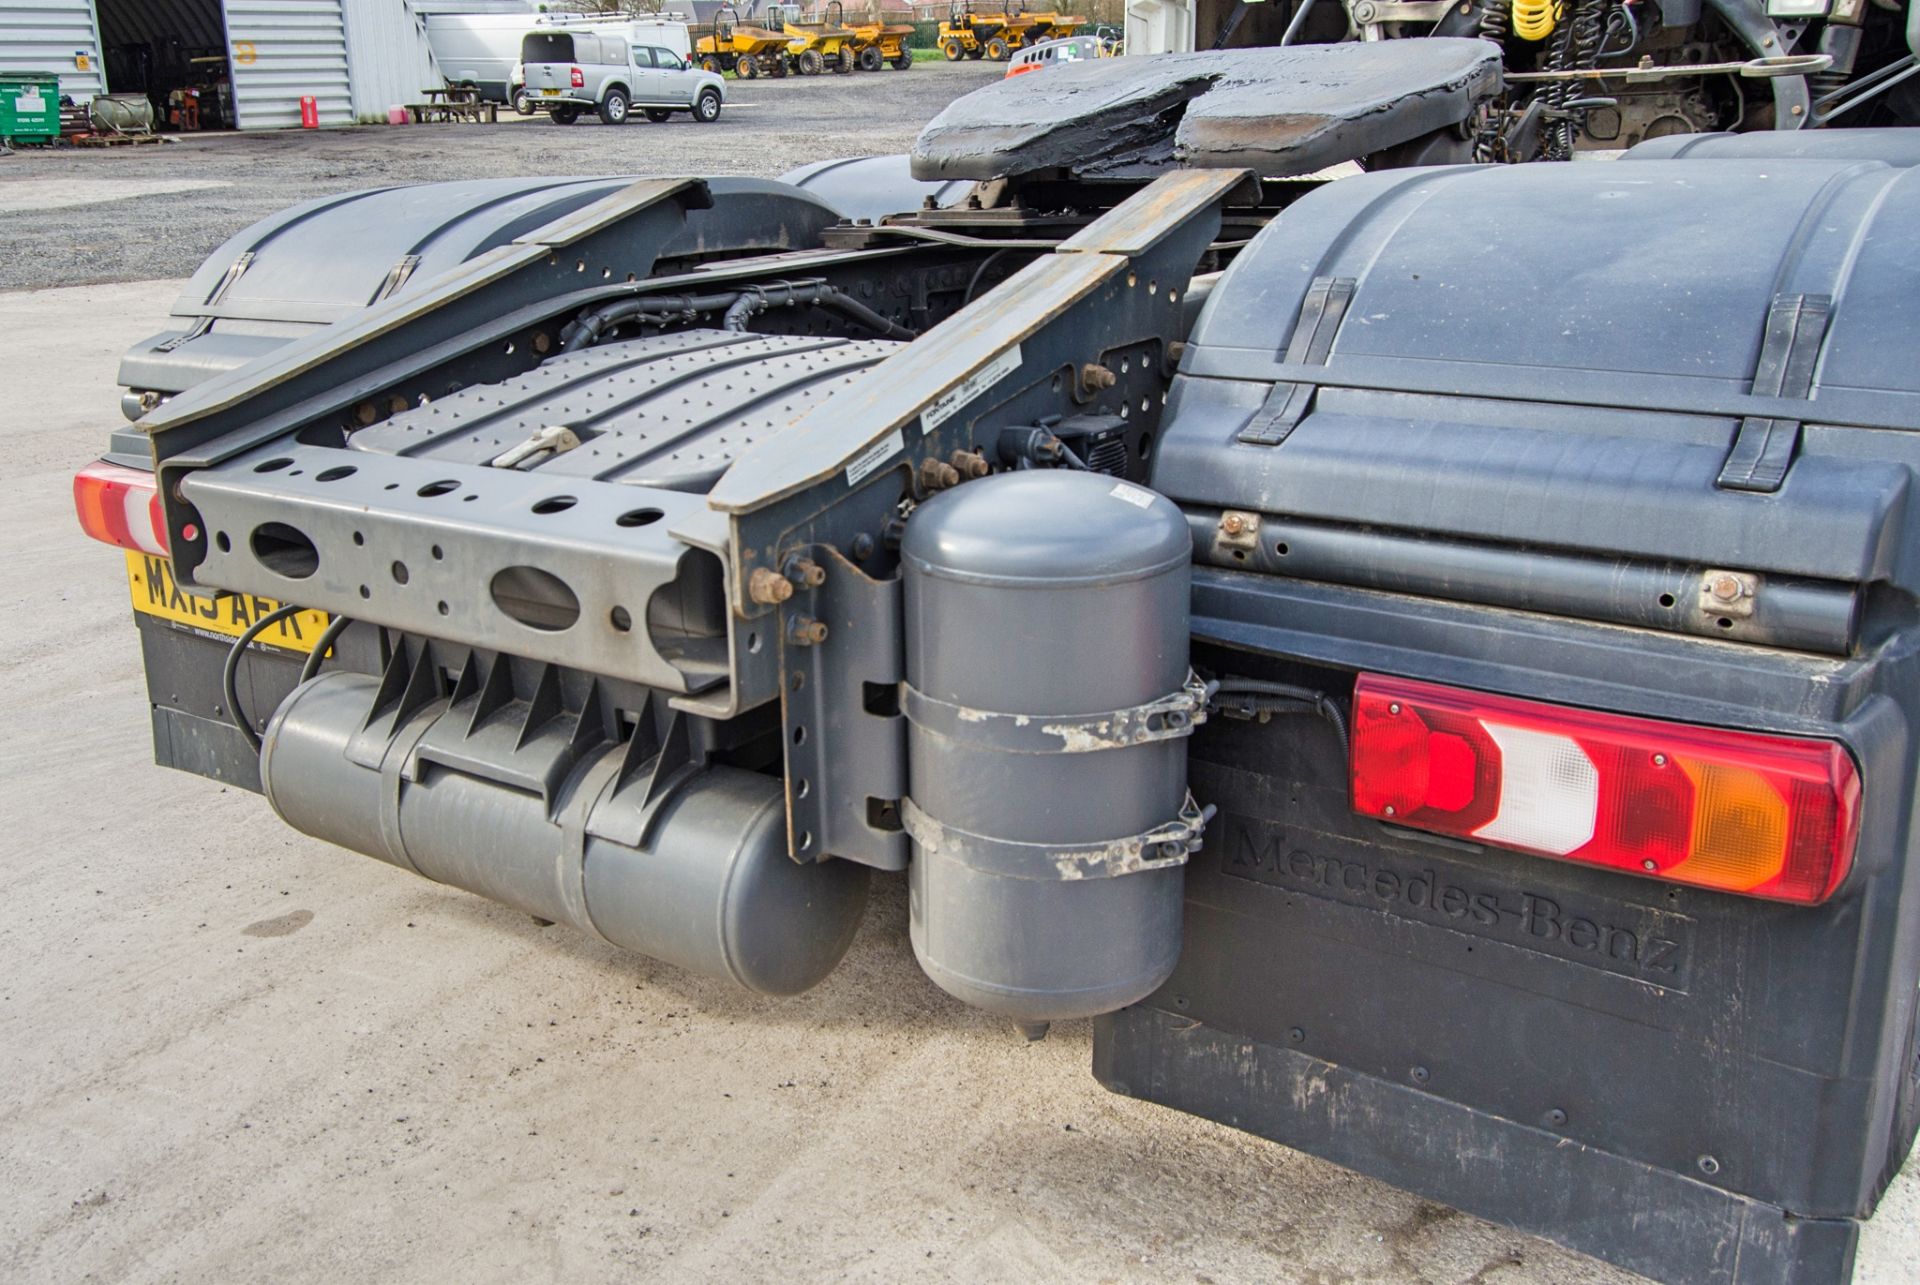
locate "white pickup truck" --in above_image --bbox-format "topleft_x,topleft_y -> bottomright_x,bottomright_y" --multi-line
520,29 -> 725,125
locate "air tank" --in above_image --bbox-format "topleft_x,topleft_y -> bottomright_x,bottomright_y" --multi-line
260,671 -> 869,995
900,470 -> 1209,1026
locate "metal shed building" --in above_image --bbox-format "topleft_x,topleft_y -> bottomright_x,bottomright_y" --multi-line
0,0 -> 447,128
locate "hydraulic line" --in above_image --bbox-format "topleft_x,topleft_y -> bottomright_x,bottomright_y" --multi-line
561,279 -> 917,351
222,603 -> 303,753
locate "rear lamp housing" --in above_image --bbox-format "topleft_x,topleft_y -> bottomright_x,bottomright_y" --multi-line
73,461 -> 170,556
1349,674 -> 1860,905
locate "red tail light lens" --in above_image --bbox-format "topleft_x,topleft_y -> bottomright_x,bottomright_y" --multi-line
74,461 -> 169,555
1350,674 -> 1860,905
570,66 -> 584,87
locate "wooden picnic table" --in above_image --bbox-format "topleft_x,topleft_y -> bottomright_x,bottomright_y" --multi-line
406,86 -> 498,124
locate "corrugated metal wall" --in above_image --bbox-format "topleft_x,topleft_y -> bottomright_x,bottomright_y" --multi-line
222,0 -> 352,128
342,0 -> 439,123
0,0 -> 107,101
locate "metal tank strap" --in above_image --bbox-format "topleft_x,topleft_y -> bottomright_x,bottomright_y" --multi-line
899,794 -> 1216,881
900,671 -> 1214,754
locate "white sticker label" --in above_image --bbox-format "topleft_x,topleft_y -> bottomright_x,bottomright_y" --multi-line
845,428 -> 905,487
922,343 -> 1023,431
17,92 -> 46,113
1108,482 -> 1155,510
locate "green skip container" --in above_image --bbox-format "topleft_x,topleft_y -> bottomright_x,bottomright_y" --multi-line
1,71 -> 60,145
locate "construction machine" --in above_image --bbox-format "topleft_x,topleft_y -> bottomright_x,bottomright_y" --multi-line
782,2 -> 861,74
693,4 -> 794,78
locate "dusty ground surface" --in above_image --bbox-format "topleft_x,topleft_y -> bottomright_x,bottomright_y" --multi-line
3,64 -> 1918,1285
0,62 -> 1001,290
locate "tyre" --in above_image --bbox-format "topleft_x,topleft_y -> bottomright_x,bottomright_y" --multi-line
644,107 -> 673,122
511,87 -> 534,116
985,37 -> 1010,61
891,51 -> 913,70
965,46 -> 984,59
941,38 -> 963,61
835,49 -> 855,73
548,106 -> 580,124
770,54 -> 789,77
693,89 -> 722,123
857,46 -> 882,72
798,49 -> 824,75
699,55 -> 724,74
598,88 -> 629,125
740,55 -> 760,79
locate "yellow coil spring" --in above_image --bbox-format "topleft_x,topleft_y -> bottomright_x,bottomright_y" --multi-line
1512,0 -> 1559,41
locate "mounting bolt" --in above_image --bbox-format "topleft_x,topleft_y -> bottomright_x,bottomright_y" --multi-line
787,615 -> 829,647
850,532 -> 876,561
748,567 -> 794,606
1221,513 -> 1249,537
1287,1027 -> 1305,1043
1708,574 -> 1746,603
1546,1108 -> 1567,1127
1411,1065 -> 1431,1086
784,557 -> 827,589
1080,362 -> 1118,393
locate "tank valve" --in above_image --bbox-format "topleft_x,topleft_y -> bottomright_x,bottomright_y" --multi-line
950,449 -> 992,481
749,567 -> 795,605
918,457 -> 962,493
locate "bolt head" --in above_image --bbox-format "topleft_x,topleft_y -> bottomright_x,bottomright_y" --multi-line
1709,575 -> 1744,603
1388,702 -> 1401,716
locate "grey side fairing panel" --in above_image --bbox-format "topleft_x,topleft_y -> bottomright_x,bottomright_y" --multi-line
1153,159 -> 1920,630
1626,129 -> 1920,165
120,176 -> 849,401
777,155 -> 974,223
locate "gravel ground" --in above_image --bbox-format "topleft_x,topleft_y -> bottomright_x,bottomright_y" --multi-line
5,60 -> 1920,1284
0,62 -> 1001,291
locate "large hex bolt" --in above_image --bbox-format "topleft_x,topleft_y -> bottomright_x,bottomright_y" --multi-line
748,567 -> 795,605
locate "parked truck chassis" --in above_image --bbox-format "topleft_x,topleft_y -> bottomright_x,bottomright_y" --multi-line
75,43 -> 1920,1285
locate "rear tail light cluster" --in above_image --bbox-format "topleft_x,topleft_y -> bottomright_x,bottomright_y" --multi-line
73,461 -> 170,555
1350,675 -> 1860,905
570,66 -> 584,87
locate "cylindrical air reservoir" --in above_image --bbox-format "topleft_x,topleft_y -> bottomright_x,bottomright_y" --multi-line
901,470 -> 1208,1024
261,671 -> 869,995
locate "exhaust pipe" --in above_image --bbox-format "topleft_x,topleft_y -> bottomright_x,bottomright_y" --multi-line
261,672 -> 869,995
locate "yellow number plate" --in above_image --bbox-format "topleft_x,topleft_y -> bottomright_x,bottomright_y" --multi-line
125,551 -> 330,653
541,88 -> 559,96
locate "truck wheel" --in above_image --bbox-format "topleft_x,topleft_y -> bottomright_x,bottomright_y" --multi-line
798,49 -> 824,75
835,49 -> 855,73
985,37 -> 1010,61
891,51 -> 913,70
965,46 -> 984,59
511,87 -> 534,116
769,54 -> 789,77
857,46 -> 883,72
644,107 -> 673,123
700,55 -> 724,74
598,89 -> 629,125
941,38 -> 963,61
548,106 -> 580,124
693,90 -> 722,123
740,55 -> 760,79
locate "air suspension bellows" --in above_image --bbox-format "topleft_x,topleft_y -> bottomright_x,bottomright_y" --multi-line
900,471 -> 1211,1024
260,671 -> 869,995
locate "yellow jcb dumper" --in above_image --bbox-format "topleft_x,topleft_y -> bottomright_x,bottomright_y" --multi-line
693,5 -> 795,78
783,2 -> 860,75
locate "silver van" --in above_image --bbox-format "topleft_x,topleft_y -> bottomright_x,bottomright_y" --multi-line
520,31 -> 726,125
